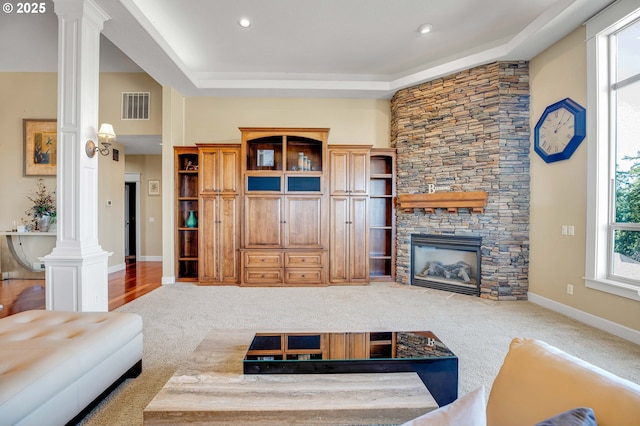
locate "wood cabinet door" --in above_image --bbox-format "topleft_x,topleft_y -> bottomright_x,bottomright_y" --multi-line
329,196 -> 349,282
329,150 -> 350,195
219,194 -> 239,282
328,333 -> 368,359
349,150 -> 370,195
244,195 -> 282,248
285,196 -> 323,248
330,149 -> 369,195
199,195 -> 220,283
349,196 -> 369,282
199,149 -> 219,194
219,148 -> 240,193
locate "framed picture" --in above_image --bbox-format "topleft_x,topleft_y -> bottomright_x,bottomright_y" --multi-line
148,180 -> 160,195
23,119 -> 57,176
257,149 -> 274,167
112,148 -> 119,162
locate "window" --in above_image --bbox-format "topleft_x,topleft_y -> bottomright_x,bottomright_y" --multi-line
586,1 -> 640,301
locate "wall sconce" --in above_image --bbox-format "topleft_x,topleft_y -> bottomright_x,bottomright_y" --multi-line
85,123 -> 116,158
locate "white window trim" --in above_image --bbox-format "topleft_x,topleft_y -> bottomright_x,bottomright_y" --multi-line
585,0 -> 640,302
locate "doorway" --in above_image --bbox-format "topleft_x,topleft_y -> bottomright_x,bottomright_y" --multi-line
125,182 -> 137,258
124,173 -> 142,260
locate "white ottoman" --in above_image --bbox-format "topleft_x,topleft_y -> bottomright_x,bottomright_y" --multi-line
0,310 -> 143,426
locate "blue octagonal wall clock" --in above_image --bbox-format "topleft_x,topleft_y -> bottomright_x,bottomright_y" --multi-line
534,97 -> 586,163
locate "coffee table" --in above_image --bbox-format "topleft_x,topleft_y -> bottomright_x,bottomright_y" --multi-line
144,330 -> 441,425
244,331 -> 458,406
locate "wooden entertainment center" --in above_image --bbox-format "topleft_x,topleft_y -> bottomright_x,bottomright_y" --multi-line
174,127 -> 396,286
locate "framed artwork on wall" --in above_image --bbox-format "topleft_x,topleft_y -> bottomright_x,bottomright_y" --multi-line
23,119 -> 57,176
148,179 -> 160,195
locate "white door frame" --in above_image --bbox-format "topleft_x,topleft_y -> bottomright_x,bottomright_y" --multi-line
124,173 -> 142,260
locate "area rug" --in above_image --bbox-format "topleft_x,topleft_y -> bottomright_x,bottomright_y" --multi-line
78,282 -> 640,425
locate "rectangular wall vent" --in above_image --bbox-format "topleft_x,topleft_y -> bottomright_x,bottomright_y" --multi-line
122,92 -> 150,120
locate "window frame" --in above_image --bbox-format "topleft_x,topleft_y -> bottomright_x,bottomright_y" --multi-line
585,0 -> 640,302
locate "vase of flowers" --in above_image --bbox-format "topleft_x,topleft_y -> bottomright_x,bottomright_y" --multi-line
26,179 -> 56,232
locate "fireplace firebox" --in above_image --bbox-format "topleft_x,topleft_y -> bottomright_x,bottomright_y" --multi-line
411,234 -> 482,296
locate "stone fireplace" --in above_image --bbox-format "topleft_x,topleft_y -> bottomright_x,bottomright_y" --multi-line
391,61 -> 530,300
411,234 -> 482,296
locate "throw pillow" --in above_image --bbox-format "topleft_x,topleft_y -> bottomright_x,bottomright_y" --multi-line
534,407 -> 597,426
401,386 -> 486,426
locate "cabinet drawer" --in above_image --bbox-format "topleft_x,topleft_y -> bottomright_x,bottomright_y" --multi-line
285,252 -> 325,268
244,251 -> 283,268
285,268 -> 324,284
244,269 -> 284,284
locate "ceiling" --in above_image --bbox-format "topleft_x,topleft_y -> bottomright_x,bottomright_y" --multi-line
0,0 -> 614,154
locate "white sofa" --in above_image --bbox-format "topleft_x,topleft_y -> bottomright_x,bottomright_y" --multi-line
0,310 -> 143,426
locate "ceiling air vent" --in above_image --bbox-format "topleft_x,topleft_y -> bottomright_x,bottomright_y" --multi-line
122,92 -> 150,120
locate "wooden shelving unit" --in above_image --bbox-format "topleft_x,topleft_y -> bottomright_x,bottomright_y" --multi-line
240,128 -> 329,286
174,128 -> 390,287
369,149 -> 396,282
174,147 -> 200,281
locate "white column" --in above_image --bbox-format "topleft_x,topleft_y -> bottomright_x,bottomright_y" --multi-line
43,0 -> 111,312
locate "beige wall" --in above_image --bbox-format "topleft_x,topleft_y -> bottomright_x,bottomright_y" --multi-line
0,73 -> 58,277
98,140 -> 126,268
184,97 -> 391,147
159,96 -> 391,280
99,73 -> 163,136
0,73 -> 57,230
529,27 -> 640,331
98,73 -> 162,269
0,72 -> 162,273
126,155 -> 163,258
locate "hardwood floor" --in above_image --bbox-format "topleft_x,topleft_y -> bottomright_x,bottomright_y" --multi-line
0,259 -> 162,318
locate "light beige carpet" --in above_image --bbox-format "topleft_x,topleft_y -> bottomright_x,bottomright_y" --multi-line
78,282 -> 640,426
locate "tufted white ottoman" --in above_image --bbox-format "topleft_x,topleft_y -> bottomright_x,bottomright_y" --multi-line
0,310 -> 143,426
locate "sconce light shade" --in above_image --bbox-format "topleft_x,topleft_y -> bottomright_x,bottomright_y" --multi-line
86,123 -> 116,158
97,123 -> 116,141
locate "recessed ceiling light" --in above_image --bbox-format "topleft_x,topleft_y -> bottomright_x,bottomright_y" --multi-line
417,23 -> 432,34
239,18 -> 251,28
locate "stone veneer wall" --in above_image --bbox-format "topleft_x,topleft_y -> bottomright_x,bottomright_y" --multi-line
391,62 -> 530,300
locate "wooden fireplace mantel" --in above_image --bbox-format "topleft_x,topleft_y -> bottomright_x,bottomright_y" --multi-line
397,191 -> 488,214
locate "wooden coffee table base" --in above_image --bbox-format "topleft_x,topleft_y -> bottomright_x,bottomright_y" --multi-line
144,330 -> 438,425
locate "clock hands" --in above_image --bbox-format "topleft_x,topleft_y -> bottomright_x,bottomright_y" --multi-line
554,114 -> 572,133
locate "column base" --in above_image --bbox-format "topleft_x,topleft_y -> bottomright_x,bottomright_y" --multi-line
42,249 -> 112,312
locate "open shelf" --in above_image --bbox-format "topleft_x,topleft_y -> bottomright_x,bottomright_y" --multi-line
175,148 -> 200,282
369,150 -> 396,282
246,136 -> 283,171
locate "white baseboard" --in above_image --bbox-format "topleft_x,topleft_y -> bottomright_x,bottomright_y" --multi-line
162,276 -> 175,285
528,292 -> 640,346
138,256 -> 163,262
108,263 -> 126,274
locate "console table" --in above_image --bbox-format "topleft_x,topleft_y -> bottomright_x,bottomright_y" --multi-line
0,231 -> 56,272
144,330 -> 439,425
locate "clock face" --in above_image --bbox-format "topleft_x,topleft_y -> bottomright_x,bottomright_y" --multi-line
537,107 -> 575,155
534,98 -> 586,163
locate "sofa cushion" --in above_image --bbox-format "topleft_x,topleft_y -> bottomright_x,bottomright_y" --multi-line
401,386 -> 486,426
486,337 -> 640,426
